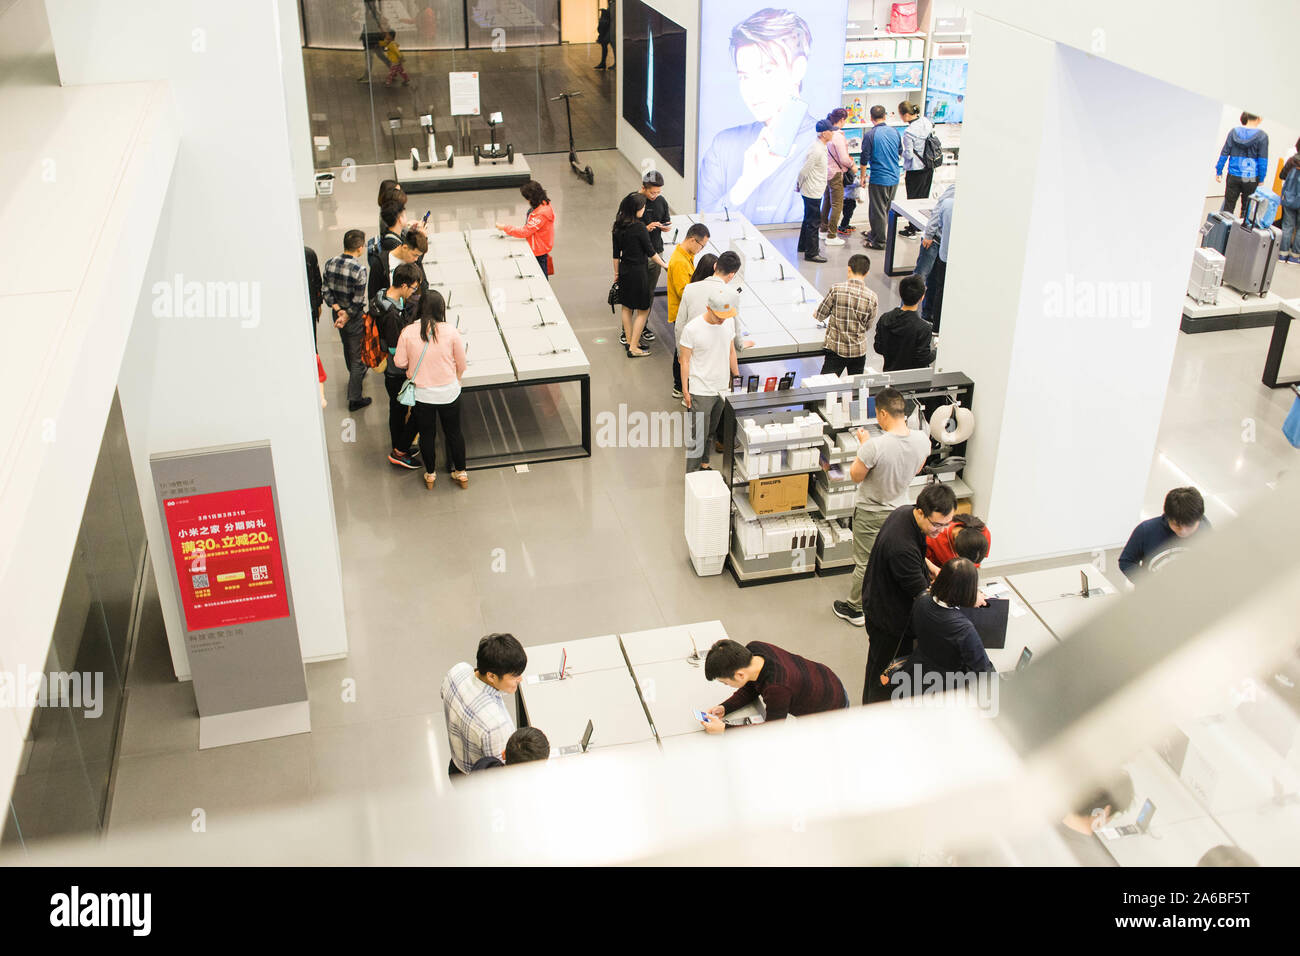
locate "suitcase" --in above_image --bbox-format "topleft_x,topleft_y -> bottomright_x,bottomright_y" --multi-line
1222,197 -> 1280,296
1187,247 -> 1225,305
1199,211 -> 1234,255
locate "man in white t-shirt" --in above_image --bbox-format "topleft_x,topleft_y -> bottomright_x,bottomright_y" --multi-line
679,287 -> 740,472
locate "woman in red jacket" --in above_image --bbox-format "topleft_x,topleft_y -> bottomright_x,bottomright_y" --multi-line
496,180 -> 555,277
925,513 -> 991,577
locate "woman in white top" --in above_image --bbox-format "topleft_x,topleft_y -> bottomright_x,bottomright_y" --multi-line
899,102 -> 936,237
393,290 -> 470,489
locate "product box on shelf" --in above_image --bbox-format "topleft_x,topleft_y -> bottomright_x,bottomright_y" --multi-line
748,474 -> 809,515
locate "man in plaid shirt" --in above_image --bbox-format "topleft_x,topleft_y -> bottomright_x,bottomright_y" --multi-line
440,633 -> 529,776
816,253 -> 878,376
322,229 -> 372,411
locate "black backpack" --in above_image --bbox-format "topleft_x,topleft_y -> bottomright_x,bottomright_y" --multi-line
917,130 -> 944,170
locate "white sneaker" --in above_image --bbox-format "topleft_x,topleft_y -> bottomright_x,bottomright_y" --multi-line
826,237 -> 845,246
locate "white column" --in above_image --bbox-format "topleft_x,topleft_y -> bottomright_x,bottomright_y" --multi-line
45,0 -> 348,675
277,0 -> 316,198
937,15 -> 1222,561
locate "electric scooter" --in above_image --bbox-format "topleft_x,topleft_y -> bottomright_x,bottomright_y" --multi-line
409,112 -> 454,170
474,112 -> 514,165
551,91 -> 594,185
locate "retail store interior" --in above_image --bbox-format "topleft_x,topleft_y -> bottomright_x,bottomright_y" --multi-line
3,0 -> 1300,871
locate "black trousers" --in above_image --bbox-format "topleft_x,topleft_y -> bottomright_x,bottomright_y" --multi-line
413,397 -> 467,472
536,253 -> 549,278
1222,175 -> 1259,220
384,374 -> 420,452
597,41 -> 612,67
337,322 -> 367,403
839,197 -> 858,231
904,168 -> 934,200
922,257 -> 947,333
863,636 -> 901,704
820,350 -> 866,377
797,195 -> 822,258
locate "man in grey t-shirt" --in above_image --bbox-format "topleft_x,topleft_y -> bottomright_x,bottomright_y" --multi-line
833,387 -> 930,625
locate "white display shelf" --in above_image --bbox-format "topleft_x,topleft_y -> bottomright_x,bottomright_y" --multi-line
844,86 -> 923,95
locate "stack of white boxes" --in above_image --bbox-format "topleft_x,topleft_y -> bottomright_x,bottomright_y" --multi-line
684,470 -> 730,575
733,511 -> 819,558
1188,247 -> 1226,305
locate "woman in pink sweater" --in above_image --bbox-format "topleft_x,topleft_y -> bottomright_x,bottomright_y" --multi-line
393,291 -> 469,489
496,180 -> 555,277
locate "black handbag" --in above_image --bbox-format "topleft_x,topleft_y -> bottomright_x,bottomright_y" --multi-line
607,281 -> 620,311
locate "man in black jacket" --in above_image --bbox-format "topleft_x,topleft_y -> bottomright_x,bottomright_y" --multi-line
861,483 -> 956,703
873,274 -> 935,372
372,262 -> 424,470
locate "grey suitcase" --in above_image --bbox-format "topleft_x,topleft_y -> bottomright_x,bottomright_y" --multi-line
1222,196 -> 1280,296
1199,211 -> 1234,255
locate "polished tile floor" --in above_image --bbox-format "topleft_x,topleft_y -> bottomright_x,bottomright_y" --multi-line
105,151 -> 1300,833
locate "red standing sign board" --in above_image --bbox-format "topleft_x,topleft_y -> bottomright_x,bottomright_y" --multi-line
162,485 -> 290,631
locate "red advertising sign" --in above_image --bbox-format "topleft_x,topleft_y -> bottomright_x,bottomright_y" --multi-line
161,485 -> 290,631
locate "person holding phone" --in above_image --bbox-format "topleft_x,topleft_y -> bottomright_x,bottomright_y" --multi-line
638,170 -> 671,323
496,179 -> 555,277
611,192 -> 668,357
696,8 -> 817,224
392,290 -> 469,489
700,639 -> 849,733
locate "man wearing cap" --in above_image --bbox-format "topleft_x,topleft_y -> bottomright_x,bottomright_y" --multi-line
797,120 -> 834,263
679,287 -> 740,472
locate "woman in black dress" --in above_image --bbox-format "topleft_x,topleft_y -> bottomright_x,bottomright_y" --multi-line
612,192 -> 667,358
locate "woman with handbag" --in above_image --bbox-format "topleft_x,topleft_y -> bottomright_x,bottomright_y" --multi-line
611,192 -> 667,357
887,558 -> 995,700
393,290 -> 469,490
496,180 -> 555,277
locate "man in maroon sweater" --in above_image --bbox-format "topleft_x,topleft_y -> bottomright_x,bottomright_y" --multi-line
701,640 -> 849,733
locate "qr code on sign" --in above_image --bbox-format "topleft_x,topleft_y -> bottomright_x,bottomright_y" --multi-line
252,565 -> 268,581
191,574 -> 209,588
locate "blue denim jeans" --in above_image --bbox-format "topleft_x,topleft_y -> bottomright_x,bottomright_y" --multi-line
1281,205 -> 1299,256
914,238 -> 938,279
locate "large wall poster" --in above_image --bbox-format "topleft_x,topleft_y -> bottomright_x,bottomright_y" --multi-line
696,1 -> 850,224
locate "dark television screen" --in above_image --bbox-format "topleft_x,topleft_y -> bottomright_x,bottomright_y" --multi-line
621,0 -> 687,176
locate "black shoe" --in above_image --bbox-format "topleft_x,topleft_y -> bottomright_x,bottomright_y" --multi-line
388,449 -> 420,470
832,601 -> 865,626
640,328 -> 656,342
805,254 -> 827,263
348,397 -> 373,412
619,331 -> 628,345
863,241 -> 885,250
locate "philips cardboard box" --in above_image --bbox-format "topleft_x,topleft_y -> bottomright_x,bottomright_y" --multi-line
748,474 -> 808,515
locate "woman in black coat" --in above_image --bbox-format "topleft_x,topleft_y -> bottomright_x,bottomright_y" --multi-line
596,2 -> 614,70
611,192 -> 667,357
890,558 -> 995,699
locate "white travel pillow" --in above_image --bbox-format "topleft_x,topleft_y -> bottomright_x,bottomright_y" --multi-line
929,404 -> 974,444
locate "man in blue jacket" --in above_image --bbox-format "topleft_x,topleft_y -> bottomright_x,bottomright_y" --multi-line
1217,111 -> 1269,220
1118,487 -> 1212,582
859,105 -> 902,249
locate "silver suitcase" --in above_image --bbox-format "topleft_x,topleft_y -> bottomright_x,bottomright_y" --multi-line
1222,197 -> 1280,296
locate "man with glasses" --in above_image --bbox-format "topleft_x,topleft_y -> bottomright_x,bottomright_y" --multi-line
834,387 -> 931,627
861,483 -> 957,704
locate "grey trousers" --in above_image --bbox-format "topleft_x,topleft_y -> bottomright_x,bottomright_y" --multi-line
685,393 -> 725,471
846,506 -> 892,611
866,182 -> 898,244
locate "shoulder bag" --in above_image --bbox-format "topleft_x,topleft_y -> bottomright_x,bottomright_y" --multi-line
396,340 -> 430,406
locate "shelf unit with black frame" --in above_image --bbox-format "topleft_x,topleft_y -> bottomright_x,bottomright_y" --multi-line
719,368 -> 975,586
